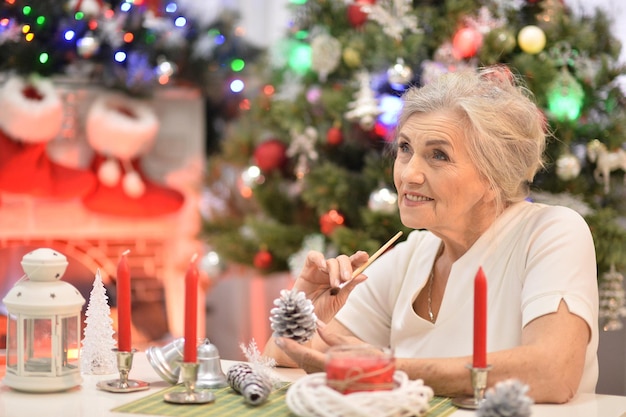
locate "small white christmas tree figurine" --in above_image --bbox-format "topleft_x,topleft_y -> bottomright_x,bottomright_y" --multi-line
81,269 -> 117,374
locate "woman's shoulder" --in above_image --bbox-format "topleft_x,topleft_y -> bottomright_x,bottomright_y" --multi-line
509,200 -> 589,227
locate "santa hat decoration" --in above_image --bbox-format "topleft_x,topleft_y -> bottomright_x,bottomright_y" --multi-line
0,75 -> 97,198
0,75 -> 64,143
86,93 -> 159,198
83,93 -> 184,217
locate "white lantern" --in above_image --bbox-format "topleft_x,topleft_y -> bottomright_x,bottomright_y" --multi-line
3,248 -> 86,392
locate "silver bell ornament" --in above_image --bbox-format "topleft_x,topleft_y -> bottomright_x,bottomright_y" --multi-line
146,338 -> 227,387
196,339 -> 228,388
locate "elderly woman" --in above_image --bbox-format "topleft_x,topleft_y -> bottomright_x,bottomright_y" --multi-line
265,67 -> 598,404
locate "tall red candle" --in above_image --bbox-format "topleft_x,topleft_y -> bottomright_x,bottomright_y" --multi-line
117,250 -> 132,352
473,267 -> 487,368
183,254 -> 199,363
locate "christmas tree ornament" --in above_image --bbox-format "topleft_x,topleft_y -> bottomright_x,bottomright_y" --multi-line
387,58 -> 413,90
320,209 -> 346,236
345,71 -> 382,131
452,27 -> 483,59
311,33 -> 342,82
368,186 -> 398,214
68,0 -> 105,16
483,28 -> 516,56
287,126 -> 319,179
517,25 -> 546,54
366,0 -> 419,41
555,152 -> 581,181
477,379 -> 533,417
599,264 -> 626,331
546,69 -> 584,122
253,248 -> 273,270
347,0 -> 376,28
586,139 -> 626,194
2,248 -> 86,392
326,125 -> 343,146
81,269 -> 117,375
342,47 -> 362,68
253,139 -> 288,172
270,288 -> 318,343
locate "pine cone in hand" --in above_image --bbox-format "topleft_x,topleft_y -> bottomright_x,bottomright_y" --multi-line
269,288 -> 317,343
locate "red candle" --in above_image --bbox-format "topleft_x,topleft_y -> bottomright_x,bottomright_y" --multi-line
473,266 -> 487,368
183,254 -> 199,363
117,250 -> 132,352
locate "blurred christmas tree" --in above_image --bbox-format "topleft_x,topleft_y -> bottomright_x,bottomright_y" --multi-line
0,0 -> 262,150
202,0 -> 626,299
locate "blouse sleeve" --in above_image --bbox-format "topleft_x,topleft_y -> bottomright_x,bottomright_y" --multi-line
520,205 -> 598,331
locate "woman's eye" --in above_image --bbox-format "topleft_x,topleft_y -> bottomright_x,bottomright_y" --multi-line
397,141 -> 411,154
432,149 -> 449,161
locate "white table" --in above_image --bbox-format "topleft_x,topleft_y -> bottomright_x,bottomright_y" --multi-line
1,352 -> 625,417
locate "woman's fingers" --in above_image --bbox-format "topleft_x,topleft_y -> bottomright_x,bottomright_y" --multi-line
275,337 -> 325,373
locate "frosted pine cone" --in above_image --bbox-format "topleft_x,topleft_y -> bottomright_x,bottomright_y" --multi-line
477,379 -> 533,417
227,363 -> 254,394
270,288 -> 317,343
242,372 -> 272,405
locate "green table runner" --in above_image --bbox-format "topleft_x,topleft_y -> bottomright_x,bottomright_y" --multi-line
112,384 -> 458,417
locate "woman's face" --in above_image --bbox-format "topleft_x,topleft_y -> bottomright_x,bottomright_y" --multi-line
393,109 -> 495,242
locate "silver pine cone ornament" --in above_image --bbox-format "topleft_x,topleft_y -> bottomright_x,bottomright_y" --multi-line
477,379 -> 533,417
270,288 -> 317,343
226,363 -> 272,406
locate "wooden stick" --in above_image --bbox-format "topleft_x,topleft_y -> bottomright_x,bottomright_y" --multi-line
330,231 -> 403,295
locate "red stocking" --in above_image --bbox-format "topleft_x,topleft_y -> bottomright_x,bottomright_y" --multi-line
82,154 -> 185,217
0,129 -> 97,198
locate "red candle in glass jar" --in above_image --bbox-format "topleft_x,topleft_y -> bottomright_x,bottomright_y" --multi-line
183,254 -> 199,363
116,250 -> 132,352
325,345 -> 395,394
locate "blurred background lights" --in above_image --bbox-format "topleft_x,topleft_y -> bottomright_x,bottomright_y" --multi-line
230,79 -> 244,93
114,51 -> 127,62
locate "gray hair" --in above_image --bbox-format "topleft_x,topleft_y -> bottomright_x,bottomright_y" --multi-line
396,66 -> 547,210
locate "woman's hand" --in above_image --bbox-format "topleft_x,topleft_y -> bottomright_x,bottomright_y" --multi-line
293,250 -> 369,322
274,320 -> 365,373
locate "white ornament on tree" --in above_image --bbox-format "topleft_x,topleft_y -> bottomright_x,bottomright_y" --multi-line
311,33 -> 342,82
586,139 -> 626,194
81,269 -> 117,375
555,152 -> 581,181
344,71 -> 381,131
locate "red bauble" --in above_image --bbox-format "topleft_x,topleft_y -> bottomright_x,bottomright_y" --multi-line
452,27 -> 483,59
326,126 -> 343,146
253,139 -> 287,172
347,0 -> 376,28
320,209 -> 345,236
253,249 -> 273,269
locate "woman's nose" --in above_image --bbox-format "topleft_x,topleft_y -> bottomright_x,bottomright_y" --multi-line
400,157 -> 426,184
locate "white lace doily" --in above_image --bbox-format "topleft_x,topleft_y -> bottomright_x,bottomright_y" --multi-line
286,371 -> 434,417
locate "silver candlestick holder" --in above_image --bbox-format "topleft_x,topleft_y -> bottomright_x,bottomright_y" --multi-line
97,350 -> 150,393
452,364 -> 492,409
163,362 -> 215,404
